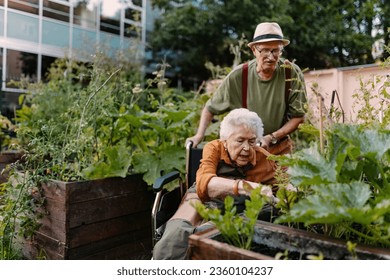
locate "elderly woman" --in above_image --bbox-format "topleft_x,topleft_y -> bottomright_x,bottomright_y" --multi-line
153,108 -> 279,260
196,108 -> 277,205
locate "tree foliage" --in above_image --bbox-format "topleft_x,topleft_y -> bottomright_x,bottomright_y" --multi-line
150,0 -> 390,85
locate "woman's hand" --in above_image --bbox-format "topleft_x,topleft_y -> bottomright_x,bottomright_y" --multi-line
284,183 -> 297,192
245,182 -> 279,204
259,185 -> 273,197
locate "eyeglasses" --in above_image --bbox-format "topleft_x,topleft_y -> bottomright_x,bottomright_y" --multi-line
254,45 -> 283,57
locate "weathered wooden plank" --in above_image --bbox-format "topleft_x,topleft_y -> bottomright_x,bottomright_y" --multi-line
19,174 -> 155,260
68,191 -> 154,228
66,228 -> 151,260
36,215 -> 67,243
20,231 -> 66,260
188,221 -> 390,260
39,197 -> 66,222
68,210 -> 151,248
40,180 -> 67,202
76,237 -> 152,260
0,151 -> 22,183
65,175 -> 150,203
188,228 -> 272,260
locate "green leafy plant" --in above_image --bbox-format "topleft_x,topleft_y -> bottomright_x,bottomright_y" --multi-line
1,168 -> 46,259
0,115 -> 17,151
1,53 -> 205,259
275,123 -> 390,248
193,185 -> 266,250
14,56 -> 203,184
351,65 -> 390,128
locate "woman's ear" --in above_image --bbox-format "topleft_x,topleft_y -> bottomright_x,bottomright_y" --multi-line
222,140 -> 227,150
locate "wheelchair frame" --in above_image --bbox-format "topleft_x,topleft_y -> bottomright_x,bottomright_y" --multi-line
151,141 -> 203,247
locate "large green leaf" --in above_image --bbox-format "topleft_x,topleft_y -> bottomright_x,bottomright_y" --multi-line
275,182 -> 390,226
132,146 -> 186,185
332,124 -> 390,162
81,142 -> 131,179
279,143 -> 339,186
163,109 -> 191,123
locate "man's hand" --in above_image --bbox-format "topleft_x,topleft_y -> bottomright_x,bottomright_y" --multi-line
185,107 -> 214,148
260,135 -> 273,150
185,134 -> 203,148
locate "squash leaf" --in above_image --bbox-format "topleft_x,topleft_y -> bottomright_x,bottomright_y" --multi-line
132,145 -> 186,185
275,182 -> 383,225
81,141 -> 131,179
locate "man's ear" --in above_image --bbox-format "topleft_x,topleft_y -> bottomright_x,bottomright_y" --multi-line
250,46 -> 256,56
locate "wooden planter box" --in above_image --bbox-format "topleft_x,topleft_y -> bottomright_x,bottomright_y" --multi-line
188,220 -> 390,260
18,174 -> 154,260
0,150 -> 23,184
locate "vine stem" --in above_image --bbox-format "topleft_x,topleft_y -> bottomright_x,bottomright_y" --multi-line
345,225 -> 390,246
77,67 -> 122,140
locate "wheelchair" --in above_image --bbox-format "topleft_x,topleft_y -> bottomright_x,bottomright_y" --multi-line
151,141 -> 203,248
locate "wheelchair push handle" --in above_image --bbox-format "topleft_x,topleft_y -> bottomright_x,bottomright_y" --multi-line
186,140 -> 194,150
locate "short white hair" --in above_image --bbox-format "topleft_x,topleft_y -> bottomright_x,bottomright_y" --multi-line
219,108 -> 264,140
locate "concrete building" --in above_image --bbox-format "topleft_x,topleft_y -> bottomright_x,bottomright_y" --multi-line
0,0 -> 156,118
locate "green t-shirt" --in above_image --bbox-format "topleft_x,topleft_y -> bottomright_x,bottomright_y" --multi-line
206,58 -> 307,135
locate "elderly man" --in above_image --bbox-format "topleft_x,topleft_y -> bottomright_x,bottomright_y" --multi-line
187,22 -> 307,154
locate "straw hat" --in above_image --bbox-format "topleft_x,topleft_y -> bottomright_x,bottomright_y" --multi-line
247,22 -> 290,48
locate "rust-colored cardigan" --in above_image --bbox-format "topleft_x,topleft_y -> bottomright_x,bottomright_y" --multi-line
196,139 -> 277,202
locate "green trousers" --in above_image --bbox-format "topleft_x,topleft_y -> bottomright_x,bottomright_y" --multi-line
152,218 -> 195,260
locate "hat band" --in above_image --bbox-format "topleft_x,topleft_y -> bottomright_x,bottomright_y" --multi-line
252,34 -> 283,42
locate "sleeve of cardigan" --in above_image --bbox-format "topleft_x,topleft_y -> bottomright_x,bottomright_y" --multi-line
195,141 -> 221,202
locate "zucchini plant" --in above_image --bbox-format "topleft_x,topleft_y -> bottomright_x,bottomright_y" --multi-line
275,123 -> 390,248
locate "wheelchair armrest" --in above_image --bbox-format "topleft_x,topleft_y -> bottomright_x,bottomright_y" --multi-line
152,171 -> 181,192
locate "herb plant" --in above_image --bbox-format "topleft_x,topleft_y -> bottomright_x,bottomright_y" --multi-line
194,185 -> 265,250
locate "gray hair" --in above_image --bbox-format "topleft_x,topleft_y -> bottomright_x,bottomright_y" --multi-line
219,108 -> 264,140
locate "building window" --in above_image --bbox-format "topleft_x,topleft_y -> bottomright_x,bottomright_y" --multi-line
124,22 -> 139,38
125,7 -> 141,23
73,0 -> 97,29
100,0 -> 121,35
72,26 -> 96,52
43,0 -> 70,23
8,0 -> 39,15
41,55 -> 57,82
6,49 -> 37,88
42,19 -> 70,48
0,9 -> 4,37
131,0 -> 142,7
7,11 -> 39,43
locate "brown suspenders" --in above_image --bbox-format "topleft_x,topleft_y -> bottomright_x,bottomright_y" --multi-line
242,62 -> 249,108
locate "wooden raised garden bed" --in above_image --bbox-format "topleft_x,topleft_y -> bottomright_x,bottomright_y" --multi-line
18,174 -> 154,260
0,150 -> 23,184
188,220 -> 390,260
